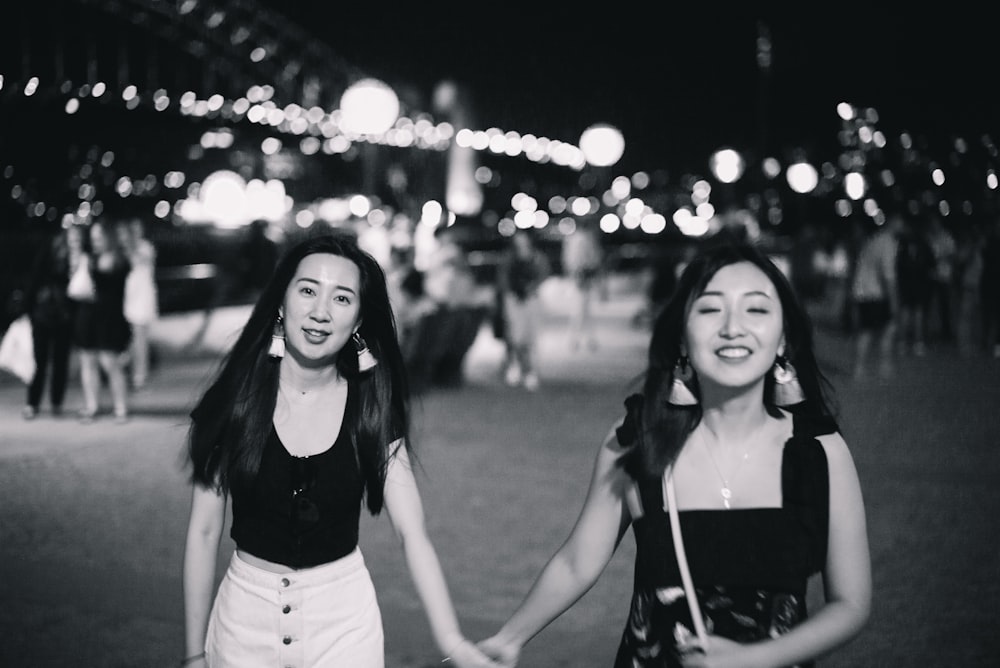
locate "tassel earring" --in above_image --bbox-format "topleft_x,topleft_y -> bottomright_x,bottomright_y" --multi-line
268,316 -> 285,359
667,356 -> 698,406
353,332 -> 378,372
772,356 -> 805,406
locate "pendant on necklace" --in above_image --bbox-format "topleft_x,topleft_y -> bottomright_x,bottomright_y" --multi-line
720,486 -> 732,509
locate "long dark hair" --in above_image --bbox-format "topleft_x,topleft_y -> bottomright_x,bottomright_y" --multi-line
186,230 -> 411,515
622,236 -> 837,481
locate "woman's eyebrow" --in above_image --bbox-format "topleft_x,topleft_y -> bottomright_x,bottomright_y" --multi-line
294,276 -> 358,295
696,289 -> 774,299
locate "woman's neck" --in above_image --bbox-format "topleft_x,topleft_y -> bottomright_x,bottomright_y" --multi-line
698,395 -> 772,448
278,362 -> 343,396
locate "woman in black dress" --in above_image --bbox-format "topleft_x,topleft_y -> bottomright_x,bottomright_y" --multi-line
480,238 -> 870,667
73,220 -> 132,423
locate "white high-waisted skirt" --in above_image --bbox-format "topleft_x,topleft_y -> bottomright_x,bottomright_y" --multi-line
205,547 -> 384,667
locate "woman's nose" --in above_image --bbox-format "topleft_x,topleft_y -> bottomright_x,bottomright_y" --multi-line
308,304 -> 332,321
720,310 -> 745,337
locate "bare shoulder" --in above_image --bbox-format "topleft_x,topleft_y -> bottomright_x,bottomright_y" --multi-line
592,418 -> 628,467
815,430 -> 858,473
602,417 -> 627,451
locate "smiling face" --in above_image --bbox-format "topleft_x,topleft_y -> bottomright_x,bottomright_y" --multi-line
280,252 -> 362,364
683,261 -> 785,399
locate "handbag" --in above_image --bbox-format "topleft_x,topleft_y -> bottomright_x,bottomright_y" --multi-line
67,257 -> 96,302
662,468 -> 709,646
0,315 -> 36,384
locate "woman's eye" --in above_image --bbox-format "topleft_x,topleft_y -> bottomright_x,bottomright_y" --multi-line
333,294 -> 352,304
695,307 -> 721,314
299,286 -> 315,296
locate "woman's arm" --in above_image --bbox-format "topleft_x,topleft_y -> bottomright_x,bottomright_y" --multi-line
479,425 -> 632,665
382,443 -> 497,668
683,431 -> 871,668
182,483 -> 227,664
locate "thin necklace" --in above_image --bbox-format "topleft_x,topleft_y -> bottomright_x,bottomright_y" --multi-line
698,430 -> 753,509
280,375 -> 344,396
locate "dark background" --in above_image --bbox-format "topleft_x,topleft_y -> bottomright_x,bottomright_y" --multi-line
280,5 -> 998,175
2,4 -> 998,317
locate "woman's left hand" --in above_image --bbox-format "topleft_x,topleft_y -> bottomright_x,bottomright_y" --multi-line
677,634 -> 746,668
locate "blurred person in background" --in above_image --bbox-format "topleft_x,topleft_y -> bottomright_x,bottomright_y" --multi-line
850,214 -> 900,379
980,215 -> 1000,358
811,228 -> 853,331
925,214 -> 957,345
181,232 -> 497,668
73,220 -> 132,423
479,239 -> 870,668
496,230 -> 551,391
634,245 -> 694,330
894,214 -> 934,357
399,227 -> 490,388
242,219 -> 281,295
953,221 -> 985,356
561,220 -> 604,351
385,244 -> 434,345
116,217 -> 159,389
19,223 -> 83,419
422,224 -> 479,310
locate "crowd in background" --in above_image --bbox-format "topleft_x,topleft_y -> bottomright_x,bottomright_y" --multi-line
797,209 -> 1000,377
6,207 -> 999,410
12,216 -> 160,423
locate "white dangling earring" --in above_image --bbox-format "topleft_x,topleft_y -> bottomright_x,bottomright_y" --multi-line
268,315 -> 285,359
667,356 -> 698,406
353,332 -> 378,372
772,356 -> 805,406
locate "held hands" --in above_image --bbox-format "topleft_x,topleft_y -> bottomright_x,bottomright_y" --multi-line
444,637 -> 506,668
476,633 -> 520,668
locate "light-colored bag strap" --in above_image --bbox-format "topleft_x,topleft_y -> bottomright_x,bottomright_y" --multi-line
662,468 -> 709,645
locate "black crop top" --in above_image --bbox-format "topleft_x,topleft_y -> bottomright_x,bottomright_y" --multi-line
229,423 -> 363,569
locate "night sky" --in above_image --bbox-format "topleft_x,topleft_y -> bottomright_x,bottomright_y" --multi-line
1,3 -> 996,229
274,5 -> 998,176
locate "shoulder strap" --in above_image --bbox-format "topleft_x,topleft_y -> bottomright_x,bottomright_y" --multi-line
662,469 -> 708,645
791,411 -> 839,439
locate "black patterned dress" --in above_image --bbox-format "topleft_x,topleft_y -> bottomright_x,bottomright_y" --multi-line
613,396 -> 834,668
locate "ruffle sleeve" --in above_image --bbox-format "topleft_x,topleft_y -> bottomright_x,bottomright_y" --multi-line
615,392 -> 645,449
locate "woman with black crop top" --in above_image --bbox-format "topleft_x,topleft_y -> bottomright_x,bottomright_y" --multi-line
478,239 -> 871,667
181,232 -> 499,668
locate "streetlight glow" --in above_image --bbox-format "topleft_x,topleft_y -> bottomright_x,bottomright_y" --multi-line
786,161 -> 819,193
579,123 -> 625,167
339,78 -> 400,135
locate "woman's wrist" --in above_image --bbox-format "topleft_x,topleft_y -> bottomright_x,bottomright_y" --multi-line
440,637 -> 468,663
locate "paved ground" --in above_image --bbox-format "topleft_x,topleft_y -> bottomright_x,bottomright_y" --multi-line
1,277 -> 998,667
